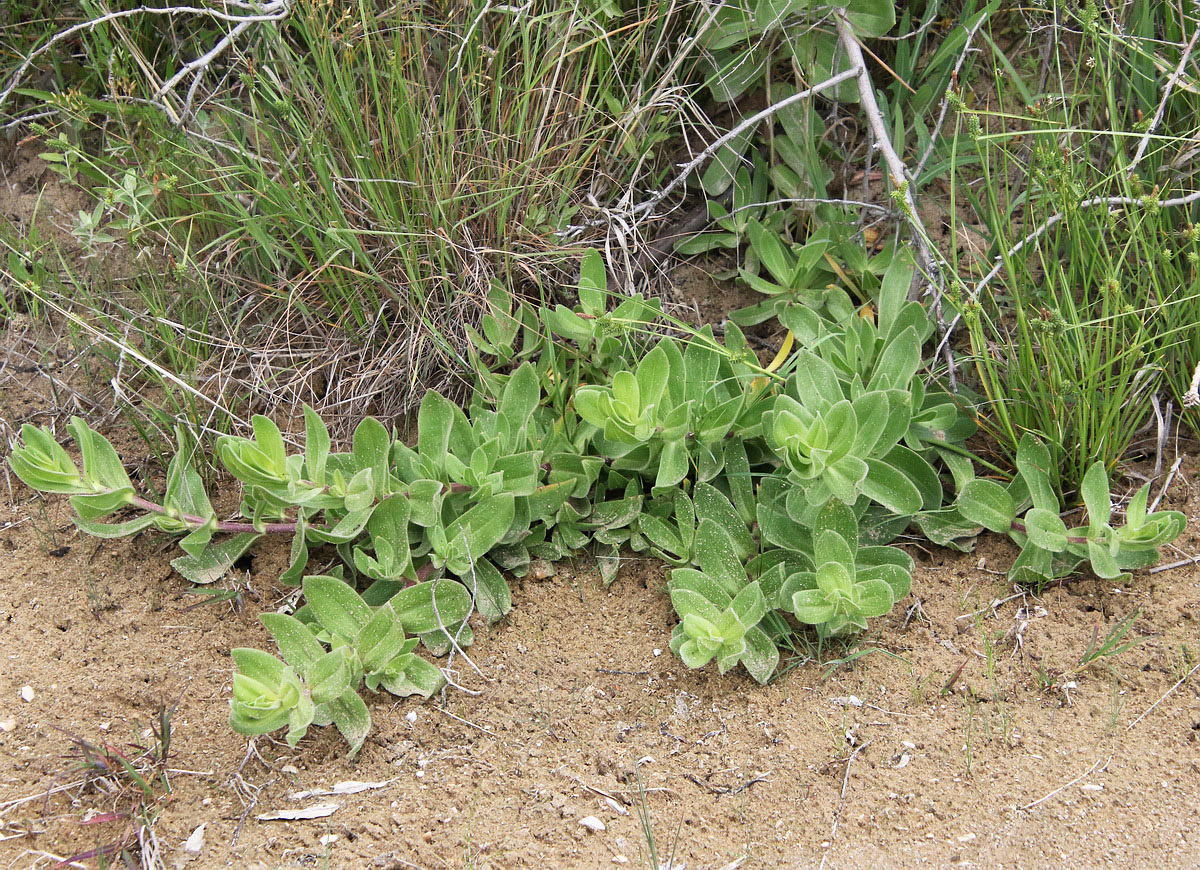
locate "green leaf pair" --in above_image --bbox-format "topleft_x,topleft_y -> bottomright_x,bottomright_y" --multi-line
956,434 -> 1187,585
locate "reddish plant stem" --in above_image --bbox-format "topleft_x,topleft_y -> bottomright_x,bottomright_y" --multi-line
127,478 -> 474,536
128,496 -> 302,534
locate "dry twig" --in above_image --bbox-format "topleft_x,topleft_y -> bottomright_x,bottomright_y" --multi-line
1126,660 -> 1200,729
834,14 -> 940,293
1018,756 -> 1111,811
1127,19 -> 1200,176
818,739 -> 873,870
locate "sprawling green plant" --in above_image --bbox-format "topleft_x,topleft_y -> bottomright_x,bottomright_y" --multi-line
8,251 -> 1187,754
956,435 -> 1186,587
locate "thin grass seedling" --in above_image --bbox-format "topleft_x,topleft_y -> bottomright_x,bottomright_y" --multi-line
627,768 -> 683,870
44,706 -> 176,869
1072,610 -> 1155,675
820,646 -> 911,680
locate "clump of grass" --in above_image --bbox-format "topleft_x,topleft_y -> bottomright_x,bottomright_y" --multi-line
1072,610 -> 1154,675
4,0 -> 713,435
944,0 -> 1200,495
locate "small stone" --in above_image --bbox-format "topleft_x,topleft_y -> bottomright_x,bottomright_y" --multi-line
183,823 -> 206,854
0,718 -> 15,732
653,649 -> 662,657
18,687 -> 33,703
406,710 -> 418,724
280,764 -> 300,775
579,816 -> 606,833
957,833 -> 976,843
319,834 -> 339,846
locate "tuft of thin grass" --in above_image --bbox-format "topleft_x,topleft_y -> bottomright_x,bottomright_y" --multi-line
0,707 -> 178,870
3,0 -> 717,438
943,0 -> 1200,494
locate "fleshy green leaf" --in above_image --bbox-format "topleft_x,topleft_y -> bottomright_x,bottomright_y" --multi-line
325,688 -> 371,756
304,574 -> 372,640
694,518 -> 745,594
9,424 -> 85,493
861,457 -> 923,516
578,249 -> 608,315
1023,507 -> 1069,553
171,533 -> 261,585
957,479 -> 1016,534
693,482 -> 753,560
260,612 -> 325,671
656,440 -> 690,489
355,605 -> 408,674
459,558 -> 511,623
303,406 -> 330,484
389,579 -> 472,634
308,649 -> 353,706
1080,462 -> 1112,527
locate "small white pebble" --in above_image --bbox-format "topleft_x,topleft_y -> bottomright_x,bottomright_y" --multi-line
653,649 -> 662,657
957,833 -> 976,843
319,834 -> 339,846
406,710 -> 417,724
612,857 -> 629,864
19,686 -> 33,703
183,823 -> 206,854
579,815 -> 606,833
1081,783 -> 1104,792
0,718 -> 15,732
280,764 -> 300,775
831,695 -> 863,707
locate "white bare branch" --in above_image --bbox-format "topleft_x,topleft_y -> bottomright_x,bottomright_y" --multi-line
835,13 -> 940,293
629,66 -> 862,223
1128,18 -> 1200,177
0,1 -> 290,121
